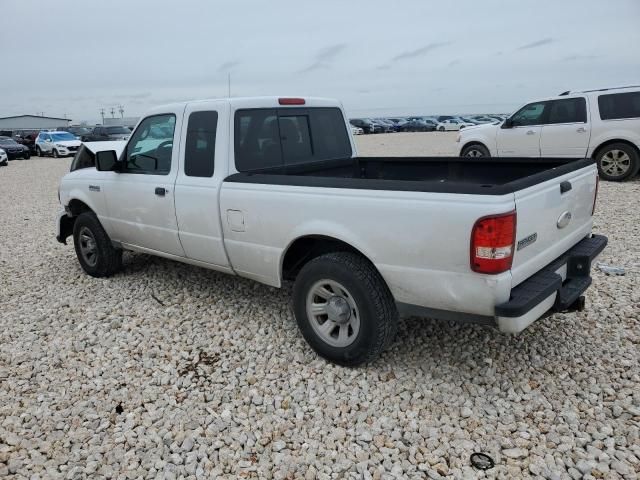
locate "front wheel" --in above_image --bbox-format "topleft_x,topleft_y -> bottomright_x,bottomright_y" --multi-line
52,149 -> 59,158
292,252 -> 398,366
23,152 -> 31,160
36,146 -> 43,157
596,143 -> 639,181
461,143 -> 490,158
73,212 -> 122,277
438,126 -> 445,132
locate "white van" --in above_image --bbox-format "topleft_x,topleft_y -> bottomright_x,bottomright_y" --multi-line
458,86 -> 640,181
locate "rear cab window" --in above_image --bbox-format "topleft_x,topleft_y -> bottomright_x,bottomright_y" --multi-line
234,107 -> 352,172
598,91 -> 640,120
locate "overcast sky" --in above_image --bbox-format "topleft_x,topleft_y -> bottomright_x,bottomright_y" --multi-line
1,0 -> 639,123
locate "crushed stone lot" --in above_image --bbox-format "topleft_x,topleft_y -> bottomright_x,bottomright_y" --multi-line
1,132 -> 639,479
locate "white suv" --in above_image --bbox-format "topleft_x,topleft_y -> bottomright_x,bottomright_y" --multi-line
35,131 -> 82,158
458,86 -> 640,181
437,118 -> 474,131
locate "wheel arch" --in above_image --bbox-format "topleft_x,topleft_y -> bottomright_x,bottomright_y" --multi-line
460,140 -> 490,156
281,234 -> 382,283
58,198 -> 96,244
591,138 -> 640,159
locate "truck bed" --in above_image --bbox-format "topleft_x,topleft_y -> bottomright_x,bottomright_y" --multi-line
226,157 -> 595,195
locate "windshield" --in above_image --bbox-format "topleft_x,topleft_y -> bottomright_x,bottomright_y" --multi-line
0,138 -> 19,146
51,132 -> 76,141
106,126 -> 130,134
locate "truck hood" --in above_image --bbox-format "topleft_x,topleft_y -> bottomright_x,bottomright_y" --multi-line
460,122 -> 501,134
55,140 -> 82,147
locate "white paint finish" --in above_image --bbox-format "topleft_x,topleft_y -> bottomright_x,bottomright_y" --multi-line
174,99 -> 231,267
496,125 -> 541,157
100,103 -> 186,257
511,165 -> 597,286
497,293 -> 557,333
539,96 -> 591,157
220,182 -> 517,314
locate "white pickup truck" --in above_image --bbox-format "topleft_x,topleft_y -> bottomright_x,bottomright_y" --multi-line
57,96 -> 607,365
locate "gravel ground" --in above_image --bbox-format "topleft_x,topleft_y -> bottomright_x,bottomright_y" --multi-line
1,137 -> 639,479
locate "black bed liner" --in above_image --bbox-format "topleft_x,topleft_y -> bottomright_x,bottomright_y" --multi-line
224,157 -> 595,195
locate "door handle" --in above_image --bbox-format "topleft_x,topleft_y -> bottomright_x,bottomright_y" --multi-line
526,130 -> 535,135
155,187 -> 166,196
576,127 -> 587,133
560,181 -> 572,194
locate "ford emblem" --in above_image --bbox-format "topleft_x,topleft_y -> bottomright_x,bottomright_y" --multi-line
557,211 -> 572,229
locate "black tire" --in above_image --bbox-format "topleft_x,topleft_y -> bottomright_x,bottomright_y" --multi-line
292,252 -> 398,366
438,126 -> 445,132
595,143 -> 640,182
52,149 -> 59,158
73,212 -> 122,277
461,143 -> 491,158
23,152 -> 31,160
36,146 -> 42,157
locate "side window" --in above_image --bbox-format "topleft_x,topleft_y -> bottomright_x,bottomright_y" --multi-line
124,114 -> 176,175
511,102 -> 547,126
598,92 -> 640,120
547,98 -> 587,124
184,111 -> 217,177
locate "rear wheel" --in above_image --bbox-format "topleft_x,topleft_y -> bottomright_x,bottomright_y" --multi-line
596,143 -> 639,181
73,212 -> 122,277
461,143 -> 490,158
438,126 -> 445,132
292,252 -> 398,366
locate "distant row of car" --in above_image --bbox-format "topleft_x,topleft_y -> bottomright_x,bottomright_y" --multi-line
0,125 -> 133,163
349,114 -> 508,134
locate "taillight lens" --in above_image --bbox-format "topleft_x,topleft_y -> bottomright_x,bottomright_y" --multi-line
470,211 -> 517,274
591,176 -> 599,216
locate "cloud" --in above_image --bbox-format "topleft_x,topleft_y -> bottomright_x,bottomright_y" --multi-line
515,38 -> 555,51
390,41 -> 452,62
298,44 -> 346,73
218,61 -> 239,72
562,54 -> 599,61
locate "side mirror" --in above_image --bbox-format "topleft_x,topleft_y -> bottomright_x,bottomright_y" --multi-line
46,138 -> 52,142
96,150 -> 119,172
502,118 -> 513,129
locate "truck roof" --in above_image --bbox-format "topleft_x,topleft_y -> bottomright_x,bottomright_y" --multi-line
147,96 -> 343,114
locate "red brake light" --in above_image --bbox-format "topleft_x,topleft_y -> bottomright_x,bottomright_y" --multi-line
591,176 -> 599,216
471,211 -> 517,274
278,97 -> 305,105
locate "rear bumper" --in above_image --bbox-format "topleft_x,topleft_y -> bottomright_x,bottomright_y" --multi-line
495,234 -> 608,332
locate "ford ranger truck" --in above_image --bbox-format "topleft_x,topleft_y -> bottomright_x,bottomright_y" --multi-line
56,96 -> 607,366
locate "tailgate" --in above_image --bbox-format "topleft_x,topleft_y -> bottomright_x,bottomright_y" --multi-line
510,163 -> 598,286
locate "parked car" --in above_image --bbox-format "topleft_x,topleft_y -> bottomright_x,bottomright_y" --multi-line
349,118 -> 376,134
0,136 -> 31,159
0,148 -> 7,166
35,131 -> 82,157
458,85 -> 640,181
436,119 -> 474,131
63,126 -> 94,139
6,130 -> 39,154
436,115 -> 454,122
368,119 -> 394,133
351,126 -> 364,135
400,119 -> 436,132
57,96 -> 606,366
471,116 -> 499,124
81,125 -> 132,142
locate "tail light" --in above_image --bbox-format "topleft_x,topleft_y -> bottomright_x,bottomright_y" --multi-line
470,211 -> 517,274
278,98 -> 305,105
591,176 -> 599,216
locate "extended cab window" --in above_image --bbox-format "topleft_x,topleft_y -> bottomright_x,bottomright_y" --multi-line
546,98 -> 587,124
511,102 -> 547,126
124,114 -> 175,175
185,111 -> 217,177
235,107 -> 351,172
598,91 -> 640,120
